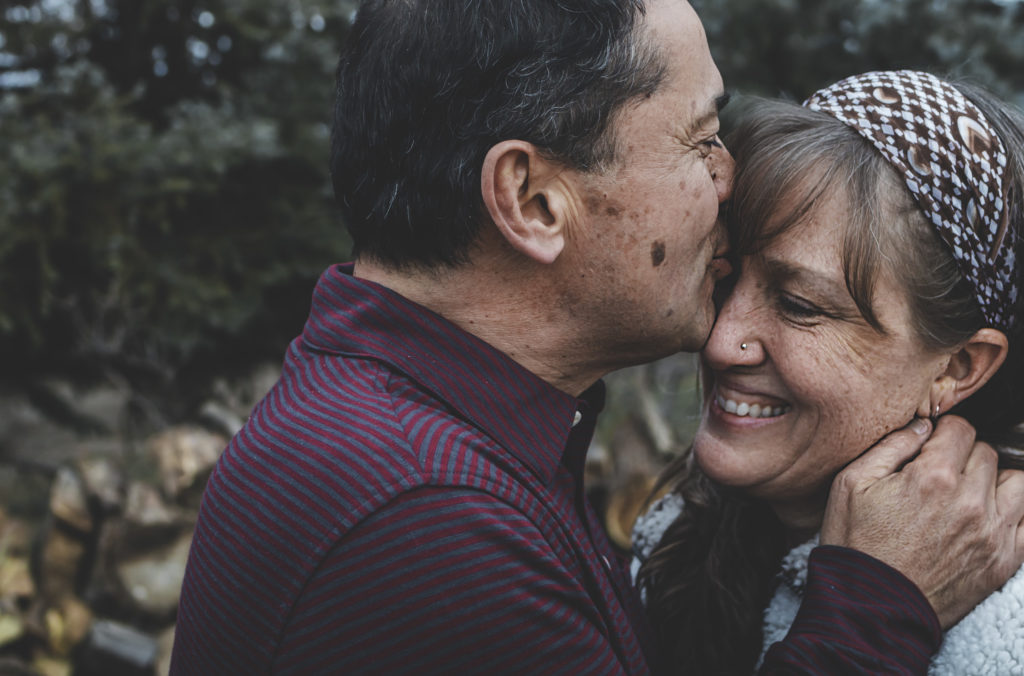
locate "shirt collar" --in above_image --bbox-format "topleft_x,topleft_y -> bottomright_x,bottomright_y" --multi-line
301,264 -> 600,485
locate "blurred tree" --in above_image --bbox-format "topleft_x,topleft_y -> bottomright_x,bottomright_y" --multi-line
693,0 -> 1024,105
0,0 -> 356,397
4,0 -> 1024,417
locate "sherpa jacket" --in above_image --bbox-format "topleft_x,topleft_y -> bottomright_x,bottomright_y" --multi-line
762,535 -> 1024,675
633,493 -> 1024,675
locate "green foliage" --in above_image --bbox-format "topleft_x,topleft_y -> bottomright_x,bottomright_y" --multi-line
1,1 -> 356,384
5,0 -> 1024,394
692,0 -> 1024,106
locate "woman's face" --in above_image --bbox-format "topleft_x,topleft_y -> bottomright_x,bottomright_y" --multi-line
693,190 -> 949,522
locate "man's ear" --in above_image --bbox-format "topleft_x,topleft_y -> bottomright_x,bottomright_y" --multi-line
925,328 -> 1008,416
480,140 -> 568,264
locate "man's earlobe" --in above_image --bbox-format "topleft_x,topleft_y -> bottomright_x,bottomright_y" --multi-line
481,140 -> 566,264
928,328 -> 1009,416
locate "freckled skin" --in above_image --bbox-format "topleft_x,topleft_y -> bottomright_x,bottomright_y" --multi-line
553,0 -> 733,368
694,191 -> 950,527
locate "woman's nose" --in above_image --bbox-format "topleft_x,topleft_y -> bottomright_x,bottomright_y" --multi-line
704,277 -> 764,370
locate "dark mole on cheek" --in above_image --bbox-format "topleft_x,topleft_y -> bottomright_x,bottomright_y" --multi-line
651,241 -> 666,267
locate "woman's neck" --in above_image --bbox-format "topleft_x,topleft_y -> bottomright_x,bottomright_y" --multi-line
770,497 -> 827,548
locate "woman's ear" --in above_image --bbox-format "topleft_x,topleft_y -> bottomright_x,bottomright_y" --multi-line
928,328 -> 1009,416
480,140 -> 567,264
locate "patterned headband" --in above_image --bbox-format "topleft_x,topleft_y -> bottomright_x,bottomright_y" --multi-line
805,70 -> 1018,331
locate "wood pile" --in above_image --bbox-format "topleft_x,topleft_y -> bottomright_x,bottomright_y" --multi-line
0,427 -> 225,676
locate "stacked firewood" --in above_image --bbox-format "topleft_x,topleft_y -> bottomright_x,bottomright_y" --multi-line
0,427 -> 225,676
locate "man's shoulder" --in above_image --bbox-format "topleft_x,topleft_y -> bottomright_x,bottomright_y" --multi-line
179,347 -> 609,675
274,339 -> 408,418
270,345 -> 505,465
214,345 -> 526,523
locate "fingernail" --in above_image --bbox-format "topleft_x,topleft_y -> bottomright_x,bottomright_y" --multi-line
911,417 -> 931,435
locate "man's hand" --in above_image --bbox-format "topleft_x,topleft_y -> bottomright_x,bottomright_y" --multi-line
821,415 -> 1024,628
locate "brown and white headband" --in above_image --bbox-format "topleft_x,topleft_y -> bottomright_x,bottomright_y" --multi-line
805,70 -> 1018,331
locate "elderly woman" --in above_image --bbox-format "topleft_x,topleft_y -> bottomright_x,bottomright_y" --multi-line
633,71 -> 1024,675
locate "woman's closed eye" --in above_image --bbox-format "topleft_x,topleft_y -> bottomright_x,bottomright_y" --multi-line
776,292 -> 829,325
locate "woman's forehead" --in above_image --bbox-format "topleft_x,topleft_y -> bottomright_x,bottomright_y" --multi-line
754,199 -> 846,272
732,168 -> 850,256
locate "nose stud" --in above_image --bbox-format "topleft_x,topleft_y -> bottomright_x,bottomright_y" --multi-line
740,343 -> 748,350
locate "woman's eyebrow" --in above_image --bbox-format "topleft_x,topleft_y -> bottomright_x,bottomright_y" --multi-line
762,256 -> 849,301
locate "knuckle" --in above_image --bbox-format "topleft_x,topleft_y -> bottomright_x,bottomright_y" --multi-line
832,467 -> 864,495
936,414 -> 976,444
924,467 -> 960,494
975,441 -> 999,464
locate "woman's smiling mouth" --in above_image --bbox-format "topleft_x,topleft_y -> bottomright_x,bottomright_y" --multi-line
715,393 -> 790,418
711,382 -> 792,420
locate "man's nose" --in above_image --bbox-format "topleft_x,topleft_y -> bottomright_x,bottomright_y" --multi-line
713,143 -> 735,204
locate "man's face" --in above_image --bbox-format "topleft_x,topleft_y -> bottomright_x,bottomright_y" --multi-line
562,0 -> 733,369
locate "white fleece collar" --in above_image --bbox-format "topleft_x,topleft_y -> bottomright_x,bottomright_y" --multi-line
764,534 -> 1024,675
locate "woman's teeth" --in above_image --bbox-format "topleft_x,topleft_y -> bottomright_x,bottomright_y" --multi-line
716,394 -> 788,418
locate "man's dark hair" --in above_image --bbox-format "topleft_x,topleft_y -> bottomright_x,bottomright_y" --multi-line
330,0 -> 666,268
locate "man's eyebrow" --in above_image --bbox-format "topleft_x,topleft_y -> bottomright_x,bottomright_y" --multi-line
715,92 -> 732,114
687,91 -> 731,137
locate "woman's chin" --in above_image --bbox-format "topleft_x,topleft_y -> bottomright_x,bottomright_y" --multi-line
692,433 -> 762,489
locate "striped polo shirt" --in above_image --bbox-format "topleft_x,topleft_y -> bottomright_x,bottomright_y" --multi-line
171,263 -> 940,675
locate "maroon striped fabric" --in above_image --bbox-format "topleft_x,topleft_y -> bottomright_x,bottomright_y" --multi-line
171,264 -> 940,674
764,546 -> 941,674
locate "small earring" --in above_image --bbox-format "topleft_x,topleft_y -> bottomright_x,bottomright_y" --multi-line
933,402 -> 940,418
740,342 -> 748,351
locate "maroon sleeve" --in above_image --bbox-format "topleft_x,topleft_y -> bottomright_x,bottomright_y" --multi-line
760,545 -> 942,675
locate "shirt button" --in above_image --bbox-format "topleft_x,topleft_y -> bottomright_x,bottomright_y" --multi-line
572,411 -> 583,427
601,555 -> 612,570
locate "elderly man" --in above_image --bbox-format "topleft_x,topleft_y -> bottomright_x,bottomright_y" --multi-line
172,0 -> 1024,673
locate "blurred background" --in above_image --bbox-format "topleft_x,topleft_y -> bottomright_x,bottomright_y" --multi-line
2,0 -> 1024,673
